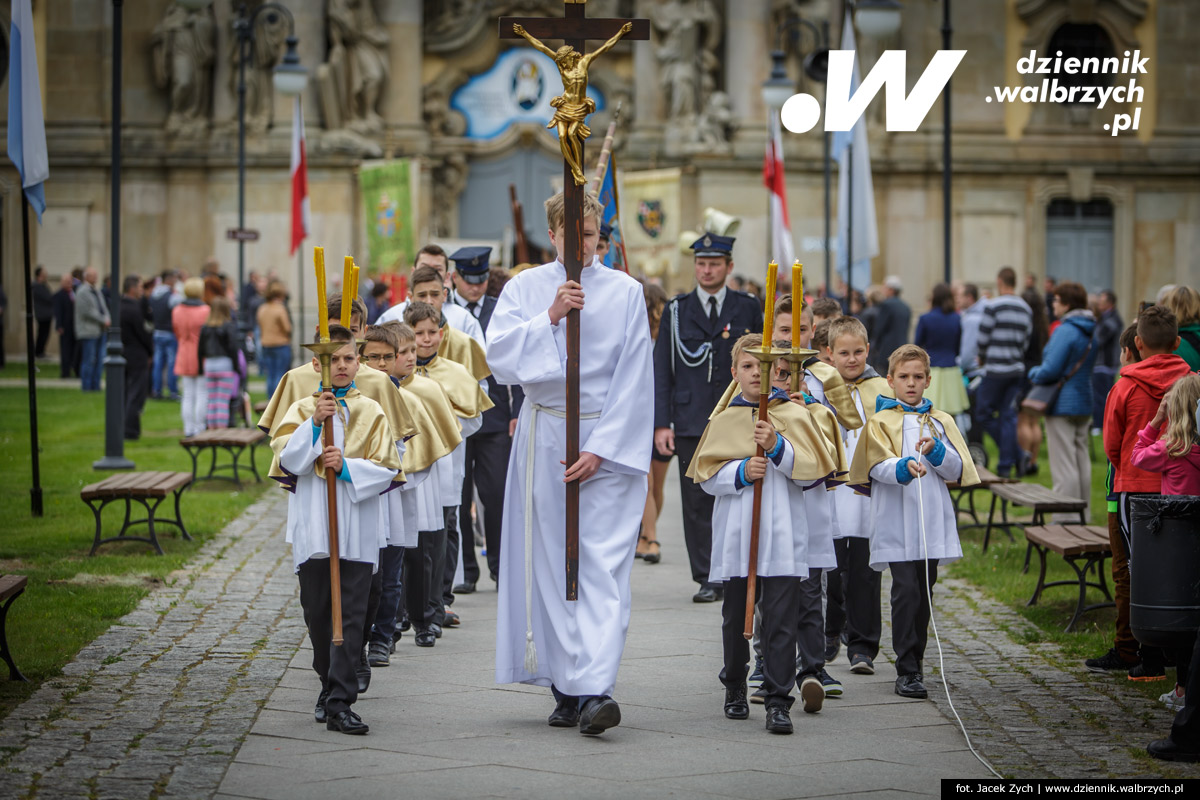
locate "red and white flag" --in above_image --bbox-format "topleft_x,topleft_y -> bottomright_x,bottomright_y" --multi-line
763,113 -> 794,268
289,96 -> 310,255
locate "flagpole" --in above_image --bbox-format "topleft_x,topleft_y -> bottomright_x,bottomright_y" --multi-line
846,141 -> 854,309
20,198 -> 43,515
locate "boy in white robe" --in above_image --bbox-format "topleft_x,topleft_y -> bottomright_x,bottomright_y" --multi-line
406,301 -> 492,633
848,344 -> 979,700
826,316 -> 892,676
487,190 -> 652,736
690,334 -> 840,734
272,325 -> 400,735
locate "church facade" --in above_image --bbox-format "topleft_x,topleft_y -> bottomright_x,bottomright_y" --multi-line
1,0 -> 1197,354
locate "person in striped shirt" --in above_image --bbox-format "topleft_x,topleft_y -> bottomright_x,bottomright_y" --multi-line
974,267 -> 1032,477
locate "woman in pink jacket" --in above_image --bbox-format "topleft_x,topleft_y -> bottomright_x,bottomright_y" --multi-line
173,277 -> 211,436
1131,373 -> 1200,496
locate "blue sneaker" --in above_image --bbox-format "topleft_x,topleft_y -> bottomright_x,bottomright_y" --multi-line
818,668 -> 843,697
748,656 -> 765,690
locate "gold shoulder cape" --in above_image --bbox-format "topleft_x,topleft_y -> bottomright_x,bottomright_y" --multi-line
399,374 -> 463,474
417,356 -> 495,419
686,396 -> 840,485
268,390 -> 401,490
847,405 -> 980,493
805,360 -> 863,430
848,375 -> 893,426
440,325 -> 491,382
258,362 -> 418,444
806,402 -> 849,486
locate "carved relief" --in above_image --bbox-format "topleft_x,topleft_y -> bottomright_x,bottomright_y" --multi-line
151,1 -> 216,137
651,0 -> 724,144
229,1 -> 288,135
430,153 -> 469,237
326,0 -> 390,136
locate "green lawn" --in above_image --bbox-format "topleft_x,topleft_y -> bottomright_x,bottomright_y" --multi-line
0,385 -> 267,719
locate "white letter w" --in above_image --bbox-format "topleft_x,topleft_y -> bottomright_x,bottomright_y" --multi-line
823,49 -> 966,132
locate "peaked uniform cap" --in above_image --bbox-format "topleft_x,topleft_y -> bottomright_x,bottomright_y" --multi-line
691,233 -> 735,257
449,246 -> 492,284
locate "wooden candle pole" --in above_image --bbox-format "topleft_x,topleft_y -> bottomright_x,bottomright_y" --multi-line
745,262 -> 777,639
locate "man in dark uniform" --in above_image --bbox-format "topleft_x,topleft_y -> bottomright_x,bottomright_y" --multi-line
120,275 -> 154,440
446,246 -> 523,596
653,233 -> 763,602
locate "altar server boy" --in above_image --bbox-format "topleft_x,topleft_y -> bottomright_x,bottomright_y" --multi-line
848,344 -> 979,700
271,325 -> 400,735
688,334 -> 839,735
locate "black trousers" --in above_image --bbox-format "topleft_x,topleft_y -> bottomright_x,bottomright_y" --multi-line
124,363 -> 149,439
826,537 -> 881,659
675,435 -> 717,588
297,558 -> 372,716
59,331 -> 77,378
403,527 -> 446,629
439,506 -> 459,608
459,431 -> 511,583
889,560 -> 938,676
1171,629 -> 1200,746
721,576 -> 800,708
796,568 -> 826,678
34,318 -> 52,358
363,564 -> 383,648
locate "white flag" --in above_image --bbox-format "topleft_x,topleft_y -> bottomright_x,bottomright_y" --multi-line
6,0 -> 48,221
832,12 -> 878,291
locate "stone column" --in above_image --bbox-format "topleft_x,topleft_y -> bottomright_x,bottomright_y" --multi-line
629,0 -> 663,153
725,0 -> 771,143
380,0 -> 425,148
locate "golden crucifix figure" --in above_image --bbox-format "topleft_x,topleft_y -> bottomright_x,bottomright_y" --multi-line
512,20 -> 633,186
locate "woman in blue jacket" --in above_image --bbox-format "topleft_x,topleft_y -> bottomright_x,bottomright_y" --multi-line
914,283 -> 969,416
1028,281 -> 1097,521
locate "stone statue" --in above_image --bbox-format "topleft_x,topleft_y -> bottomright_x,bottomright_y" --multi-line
229,1 -> 288,135
512,21 -> 633,186
151,1 -> 216,137
652,0 -> 721,126
693,89 -> 735,146
327,0 -> 391,136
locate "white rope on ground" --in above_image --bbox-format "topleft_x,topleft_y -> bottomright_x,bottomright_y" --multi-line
915,442 -> 1005,780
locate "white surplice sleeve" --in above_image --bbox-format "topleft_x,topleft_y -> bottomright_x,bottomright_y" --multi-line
930,437 -> 964,483
486,277 -> 564,386
870,458 -> 907,486
459,413 -> 484,439
700,460 -> 746,497
581,285 -> 652,476
341,456 -> 398,503
279,419 -> 321,475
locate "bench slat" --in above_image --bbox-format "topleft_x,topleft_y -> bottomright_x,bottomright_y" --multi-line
0,574 -> 28,598
81,471 -> 192,500
1026,524 -> 1110,556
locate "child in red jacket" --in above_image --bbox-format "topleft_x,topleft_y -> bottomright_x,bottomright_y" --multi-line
1095,305 -> 1192,682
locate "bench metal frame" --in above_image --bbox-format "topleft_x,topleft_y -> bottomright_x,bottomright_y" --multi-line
0,577 -> 28,681
984,485 -> 1087,567
84,483 -> 192,556
180,434 -> 264,488
1025,529 -> 1114,632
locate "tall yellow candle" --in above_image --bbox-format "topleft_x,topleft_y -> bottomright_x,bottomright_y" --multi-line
340,256 -> 354,327
349,264 -> 360,312
762,261 -> 777,349
791,261 -> 803,350
314,246 -> 329,342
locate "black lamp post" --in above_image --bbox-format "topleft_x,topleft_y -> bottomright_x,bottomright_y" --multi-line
231,2 -> 307,304
95,0 -> 134,470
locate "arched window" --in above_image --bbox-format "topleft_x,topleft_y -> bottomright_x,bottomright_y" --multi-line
1045,23 -> 1116,105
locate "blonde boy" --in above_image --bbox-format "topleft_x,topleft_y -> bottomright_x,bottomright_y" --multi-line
689,334 -> 839,734
826,316 -> 891,674
848,344 -> 978,699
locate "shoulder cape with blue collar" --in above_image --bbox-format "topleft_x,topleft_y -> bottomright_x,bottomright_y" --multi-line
847,396 -> 980,492
686,387 -> 840,485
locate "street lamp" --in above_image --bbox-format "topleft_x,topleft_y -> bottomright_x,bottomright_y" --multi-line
232,2 -> 307,315
762,16 -> 831,294
853,0 -> 903,37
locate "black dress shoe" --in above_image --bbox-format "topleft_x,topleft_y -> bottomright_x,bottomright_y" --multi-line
764,704 -> 793,735
429,622 -> 443,639
326,709 -> 369,735
357,649 -> 371,694
399,615 -> 411,633
1148,738 -> 1200,762
724,684 -> 749,720
548,698 -> 580,728
313,689 -> 330,724
579,696 -> 621,735
693,586 -> 720,603
453,581 -> 476,594
414,628 -> 436,647
895,673 -> 928,699
367,640 -> 390,667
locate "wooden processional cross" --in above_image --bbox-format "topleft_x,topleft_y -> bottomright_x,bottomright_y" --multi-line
499,1 -> 649,601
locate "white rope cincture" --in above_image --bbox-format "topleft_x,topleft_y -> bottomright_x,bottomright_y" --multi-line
914,430 -> 1004,780
669,299 -> 714,381
523,403 -> 601,675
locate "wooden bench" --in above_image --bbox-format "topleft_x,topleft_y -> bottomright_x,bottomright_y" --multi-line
180,428 -> 266,487
983,481 -> 1088,558
951,466 -> 1019,532
81,472 -> 193,556
1024,524 -> 1114,632
0,575 -> 28,681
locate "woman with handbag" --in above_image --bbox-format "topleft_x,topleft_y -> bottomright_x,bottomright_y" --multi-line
1027,281 -> 1097,521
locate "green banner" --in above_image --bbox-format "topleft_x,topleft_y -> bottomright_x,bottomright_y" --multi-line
360,159 -> 416,271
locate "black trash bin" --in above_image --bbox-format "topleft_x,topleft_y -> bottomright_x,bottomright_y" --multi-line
1129,495 -> 1200,649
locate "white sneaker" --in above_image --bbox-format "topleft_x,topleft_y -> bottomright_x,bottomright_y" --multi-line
800,676 -> 824,714
1160,685 -> 1186,712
